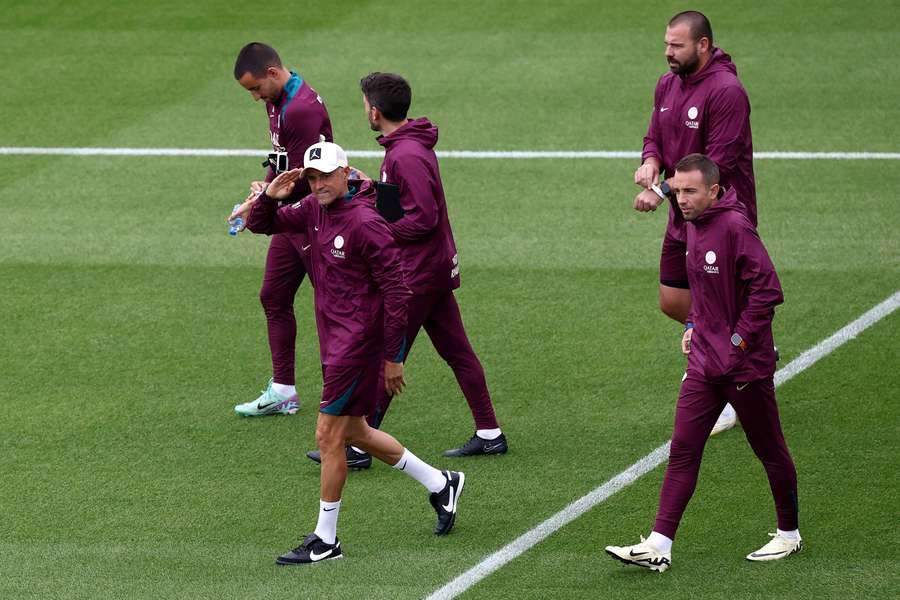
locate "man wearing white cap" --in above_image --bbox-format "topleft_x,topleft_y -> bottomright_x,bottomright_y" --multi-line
239,142 -> 466,565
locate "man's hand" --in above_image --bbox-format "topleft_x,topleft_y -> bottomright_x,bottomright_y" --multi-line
384,360 -> 406,395
249,180 -> 267,195
682,327 -> 693,355
267,168 -> 304,200
348,166 -> 371,181
634,188 -> 664,212
634,161 -> 660,189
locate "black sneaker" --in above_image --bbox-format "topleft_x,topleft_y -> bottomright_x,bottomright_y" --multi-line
442,433 -> 508,457
306,446 -> 372,470
275,533 -> 342,565
429,470 -> 465,535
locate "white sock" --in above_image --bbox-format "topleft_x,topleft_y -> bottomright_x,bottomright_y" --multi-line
313,499 -> 341,545
476,428 -> 502,440
777,528 -> 801,541
647,531 -> 673,553
393,448 -> 446,493
272,382 -> 296,398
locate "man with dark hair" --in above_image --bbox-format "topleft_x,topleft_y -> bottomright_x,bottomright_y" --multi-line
307,72 -> 507,464
632,11 -> 757,435
245,141 -> 465,565
606,154 -> 801,571
229,42 -> 333,418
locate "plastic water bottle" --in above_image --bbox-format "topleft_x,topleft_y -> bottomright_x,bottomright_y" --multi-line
228,203 -> 244,236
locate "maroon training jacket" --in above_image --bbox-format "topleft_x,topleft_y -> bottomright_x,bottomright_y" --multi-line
246,180 -> 411,366
642,49 -> 757,239
377,118 -> 460,294
685,188 -> 783,383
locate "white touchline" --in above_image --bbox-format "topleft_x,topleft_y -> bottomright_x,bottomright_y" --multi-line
425,290 -> 900,600
1,147 -> 899,160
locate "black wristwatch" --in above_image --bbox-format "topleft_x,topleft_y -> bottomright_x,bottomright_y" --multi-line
659,180 -> 674,198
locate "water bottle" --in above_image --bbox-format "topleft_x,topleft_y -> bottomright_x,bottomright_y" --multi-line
228,203 -> 244,236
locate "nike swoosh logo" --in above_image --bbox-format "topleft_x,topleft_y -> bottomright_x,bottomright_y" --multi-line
323,507 -> 337,512
660,107 -> 670,112
302,245 -> 311,251
750,550 -> 787,557
441,484 -> 458,513
483,443 -> 504,453
629,550 -> 648,557
736,383 -> 750,391
257,400 -> 278,410
309,548 -> 332,561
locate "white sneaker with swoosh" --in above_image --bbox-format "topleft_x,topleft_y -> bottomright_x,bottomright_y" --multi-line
605,536 -> 671,572
430,470 -> 465,535
746,532 -> 802,562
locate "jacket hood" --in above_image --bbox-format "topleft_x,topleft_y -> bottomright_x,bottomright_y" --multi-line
692,186 -> 742,225
682,47 -> 737,85
378,117 -> 438,150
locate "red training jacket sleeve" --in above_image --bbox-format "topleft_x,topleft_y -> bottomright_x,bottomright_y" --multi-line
387,154 -> 440,242
359,219 -> 412,362
704,85 -> 751,184
732,221 -> 784,347
245,192 -> 309,235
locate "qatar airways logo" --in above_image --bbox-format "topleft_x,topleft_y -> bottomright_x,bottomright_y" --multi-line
703,250 -> 719,274
331,235 -> 346,259
684,105 -> 700,129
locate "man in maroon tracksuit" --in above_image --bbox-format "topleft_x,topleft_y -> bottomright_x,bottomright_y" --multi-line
634,11 -> 758,435
245,141 -> 465,565
306,73 -> 507,467
231,43 -> 333,417
606,154 -> 801,572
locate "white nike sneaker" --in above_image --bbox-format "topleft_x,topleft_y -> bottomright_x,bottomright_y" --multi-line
605,536 -> 671,572
746,532 -> 803,562
710,402 -> 737,436
234,378 -> 299,417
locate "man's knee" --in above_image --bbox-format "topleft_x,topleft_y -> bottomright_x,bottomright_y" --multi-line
316,418 -> 346,452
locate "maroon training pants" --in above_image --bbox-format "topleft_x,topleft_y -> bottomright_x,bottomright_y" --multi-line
653,375 -> 798,539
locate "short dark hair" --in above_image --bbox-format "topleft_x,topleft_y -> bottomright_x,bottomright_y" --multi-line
668,11 -> 714,46
359,72 -> 411,122
234,43 -> 282,79
675,153 -> 720,186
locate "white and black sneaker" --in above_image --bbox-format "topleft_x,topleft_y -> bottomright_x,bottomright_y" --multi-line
430,470 -> 465,535
276,533 -> 343,566
443,433 -> 508,457
605,536 -> 671,572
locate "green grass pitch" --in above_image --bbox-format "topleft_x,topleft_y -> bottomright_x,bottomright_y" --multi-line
1,1 -> 898,598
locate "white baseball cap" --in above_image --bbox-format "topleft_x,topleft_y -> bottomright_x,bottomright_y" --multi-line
303,141 -> 348,174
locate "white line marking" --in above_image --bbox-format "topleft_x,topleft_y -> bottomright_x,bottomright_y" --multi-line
1,147 -> 899,160
425,290 -> 900,600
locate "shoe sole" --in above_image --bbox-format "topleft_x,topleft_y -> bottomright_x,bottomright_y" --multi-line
436,472 -> 465,536
276,554 -> 344,566
305,454 -> 372,470
604,549 -> 668,572
746,541 -> 802,562
442,444 -> 509,458
235,401 -> 299,417
709,419 -> 736,436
